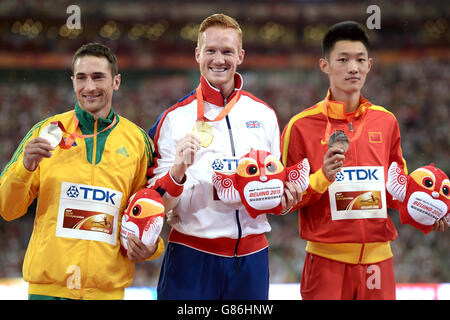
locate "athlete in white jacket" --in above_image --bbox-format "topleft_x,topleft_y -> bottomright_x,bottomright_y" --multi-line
148,14 -> 302,299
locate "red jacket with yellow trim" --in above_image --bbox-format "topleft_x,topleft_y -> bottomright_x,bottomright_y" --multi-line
282,91 -> 407,248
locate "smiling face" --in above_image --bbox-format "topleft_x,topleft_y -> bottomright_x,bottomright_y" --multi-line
71,55 -> 120,119
195,26 -> 244,97
320,40 -> 372,96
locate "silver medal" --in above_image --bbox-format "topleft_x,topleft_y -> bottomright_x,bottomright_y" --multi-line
39,122 -> 63,148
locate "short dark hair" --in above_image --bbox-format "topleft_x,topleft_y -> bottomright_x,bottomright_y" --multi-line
322,21 -> 370,58
72,42 -> 118,76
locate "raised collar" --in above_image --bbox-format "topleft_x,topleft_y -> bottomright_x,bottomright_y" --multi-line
322,89 -> 372,120
75,102 -> 116,134
199,73 -> 243,107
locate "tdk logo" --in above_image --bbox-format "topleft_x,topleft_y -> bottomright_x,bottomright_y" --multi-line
66,185 -> 117,205
212,159 -> 224,171
66,186 -> 79,198
212,158 -> 239,172
335,167 -> 380,182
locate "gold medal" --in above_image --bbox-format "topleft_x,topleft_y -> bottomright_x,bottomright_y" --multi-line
193,84 -> 241,148
192,121 -> 214,148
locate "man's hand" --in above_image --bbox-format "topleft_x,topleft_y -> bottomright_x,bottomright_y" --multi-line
281,181 -> 303,214
166,210 -> 182,226
322,147 -> 346,181
170,133 -> 201,183
432,218 -> 449,232
23,137 -> 54,171
126,235 -> 158,263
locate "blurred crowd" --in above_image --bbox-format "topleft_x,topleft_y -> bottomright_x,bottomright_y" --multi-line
0,57 -> 449,286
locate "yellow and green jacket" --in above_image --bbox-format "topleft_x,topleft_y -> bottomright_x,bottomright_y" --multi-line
0,104 -> 164,299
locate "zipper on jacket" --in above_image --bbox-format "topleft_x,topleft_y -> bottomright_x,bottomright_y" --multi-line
225,110 -> 236,156
82,119 -> 98,298
91,119 -> 98,183
234,209 -> 242,272
224,95 -> 241,272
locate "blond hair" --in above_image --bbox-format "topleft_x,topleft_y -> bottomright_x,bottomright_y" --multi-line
197,13 -> 242,48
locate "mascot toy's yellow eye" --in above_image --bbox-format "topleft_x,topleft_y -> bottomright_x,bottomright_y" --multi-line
264,156 -> 283,175
237,158 -> 260,177
410,168 -> 436,191
440,179 -> 450,200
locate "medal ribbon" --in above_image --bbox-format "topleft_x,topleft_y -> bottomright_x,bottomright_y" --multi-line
195,85 -> 241,122
52,111 -> 117,149
322,100 -> 369,144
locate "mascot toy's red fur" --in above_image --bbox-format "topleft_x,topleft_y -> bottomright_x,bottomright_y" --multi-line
213,149 -> 310,218
386,162 -> 450,234
120,188 -> 165,254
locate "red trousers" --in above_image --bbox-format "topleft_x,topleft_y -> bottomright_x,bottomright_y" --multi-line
300,252 -> 396,300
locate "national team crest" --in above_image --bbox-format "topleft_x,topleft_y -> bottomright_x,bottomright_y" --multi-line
246,120 -> 261,128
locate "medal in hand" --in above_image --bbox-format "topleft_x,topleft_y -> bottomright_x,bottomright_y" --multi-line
39,122 -> 63,148
328,130 -> 349,154
192,120 -> 214,148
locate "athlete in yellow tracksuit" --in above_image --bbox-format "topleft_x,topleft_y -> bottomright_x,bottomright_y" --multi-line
0,103 -> 164,299
0,43 -> 165,299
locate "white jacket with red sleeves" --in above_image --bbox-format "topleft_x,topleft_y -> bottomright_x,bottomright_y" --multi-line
148,73 -> 281,257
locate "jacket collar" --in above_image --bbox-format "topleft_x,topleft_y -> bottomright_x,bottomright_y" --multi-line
199,73 -> 243,107
74,102 -> 116,134
322,89 -> 372,120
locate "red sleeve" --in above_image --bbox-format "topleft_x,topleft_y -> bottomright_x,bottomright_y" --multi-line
281,118 -> 332,212
147,170 -> 184,198
386,118 -> 407,211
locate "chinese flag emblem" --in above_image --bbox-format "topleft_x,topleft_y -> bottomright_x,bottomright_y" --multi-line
369,132 -> 382,143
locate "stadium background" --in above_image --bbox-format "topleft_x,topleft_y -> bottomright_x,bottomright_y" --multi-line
0,0 -> 448,299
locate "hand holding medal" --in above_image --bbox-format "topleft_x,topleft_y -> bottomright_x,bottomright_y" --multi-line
322,130 -> 348,181
39,122 -> 63,148
328,130 -> 349,154
191,120 -> 214,148
170,133 -> 201,184
23,122 -> 62,171
23,112 -> 117,171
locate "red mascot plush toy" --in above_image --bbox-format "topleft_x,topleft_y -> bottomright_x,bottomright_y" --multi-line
120,188 -> 165,255
386,162 -> 450,234
212,148 -> 310,218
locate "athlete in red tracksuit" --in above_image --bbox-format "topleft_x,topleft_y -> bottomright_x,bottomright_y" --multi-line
282,21 -> 447,300
283,88 -> 404,299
